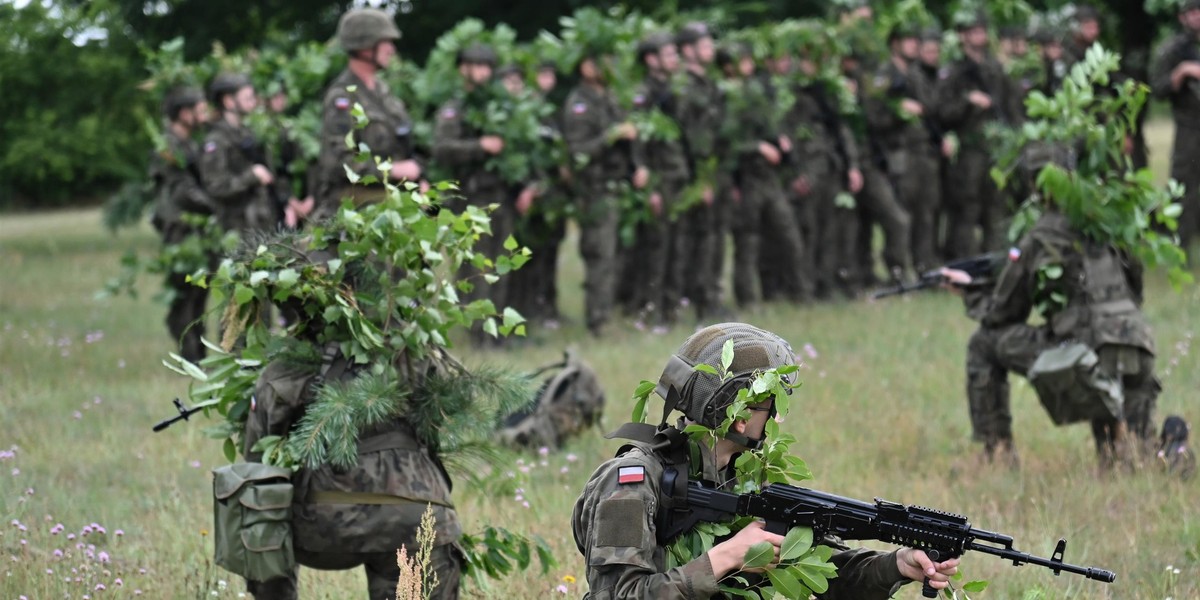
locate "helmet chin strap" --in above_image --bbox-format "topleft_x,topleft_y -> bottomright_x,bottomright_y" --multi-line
722,430 -> 764,451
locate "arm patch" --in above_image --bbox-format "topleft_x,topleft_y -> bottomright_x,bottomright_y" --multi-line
595,496 -> 646,548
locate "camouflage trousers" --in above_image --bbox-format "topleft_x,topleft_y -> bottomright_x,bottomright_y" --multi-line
616,178 -> 687,322
508,202 -> 566,322
788,167 -> 848,298
854,163 -> 912,284
166,271 -> 209,362
1169,124 -> 1200,252
245,542 -> 461,600
945,146 -> 1005,259
735,171 -> 810,307
967,323 -> 1159,458
576,187 -> 620,333
887,147 -> 941,273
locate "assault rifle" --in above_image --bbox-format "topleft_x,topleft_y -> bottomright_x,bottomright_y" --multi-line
870,253 -> 1003,300
152,398 -> 208,432
672,481 -> 1116,598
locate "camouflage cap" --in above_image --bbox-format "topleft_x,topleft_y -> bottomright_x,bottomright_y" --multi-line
1181,0 -> 1200,11
676,22 -> 713,46
336,8 -> 400,52
920,27 -> 944,42
1073,4 -> 1101,23
954,9 -> 989,30
888,24 -> 921,43
655,323 -> 795,430
636,31 -> 674,59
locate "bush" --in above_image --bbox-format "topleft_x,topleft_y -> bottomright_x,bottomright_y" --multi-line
0,2 -> 153,208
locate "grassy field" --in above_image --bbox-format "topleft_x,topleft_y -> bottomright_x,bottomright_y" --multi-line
1,120 -> 1197,599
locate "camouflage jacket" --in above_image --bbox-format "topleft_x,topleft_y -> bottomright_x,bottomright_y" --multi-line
675,68 -> 726,172
633,74 -> 690,184
315,69 -> 417,213
863,59 -> 937,154
562,83 -> 642,188
1150,31 -> 1200,128
150,128 -> 214,243
572,441 -> 907,600
784,81 -> 860,178
198,119 -> 277,232
432,92 -> 506,197
965,211 -> 1154,352
243,355 -> 461,553
935,53 -> 1022,146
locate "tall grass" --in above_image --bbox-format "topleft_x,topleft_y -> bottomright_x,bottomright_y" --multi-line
0,121 -> 1195,598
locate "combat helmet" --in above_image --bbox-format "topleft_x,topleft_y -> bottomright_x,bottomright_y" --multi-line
655,323 -> 795,448
457,42 -> 498,66
336,8 -> 400,53
207,72 -> 252,106
162,86 -> 204,119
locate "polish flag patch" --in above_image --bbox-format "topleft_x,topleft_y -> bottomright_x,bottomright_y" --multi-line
1008,246 -> 1022,262
618,466 -> 645,484
204,141 -> 217,154
334,97 -> 351,110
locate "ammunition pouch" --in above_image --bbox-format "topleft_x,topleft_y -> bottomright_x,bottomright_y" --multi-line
212,463 -> 295,582
1027,342 -> 1123,426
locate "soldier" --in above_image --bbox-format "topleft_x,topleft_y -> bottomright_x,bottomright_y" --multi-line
1034,28 -> 1069,95
720,44 -> 812,308
562,46 -> 648,335
150,86 -> 216,362
675,22 -> 731,321
263,82 -> 314,229
1064,5 -> 1103,65
943,150 -> 1161,471
524,60 -> 570,327
573,322 -> 960,599
199,73 -> 277,235
621,32 -> 690,327
913,28 -> 955,264
865,26 -> 943,273
433,43 -> 522,340
786,40 -> 863,298
241,246 -> 461,600
936,12 -> 1023,258
314,8 -> 421,219
1151,0 -> 1200,253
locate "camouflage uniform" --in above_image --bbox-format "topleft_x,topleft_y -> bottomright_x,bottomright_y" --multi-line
1150,26 -> 1200,250
314,69 -> 417,219
243,354 -> 462,600
562,82 -> 642,333
199,119 -> 277,233
675,68 -> 729,318
573,443 -> 910,599
961,211 -> 1158,462
865,58 -> 942,272
781,80 -> 860,298
150,128 -> 216,362
935,51 -> 1022,257
433,93 -> 514,319
624,73 -> 691,322
727,75 -> 810,307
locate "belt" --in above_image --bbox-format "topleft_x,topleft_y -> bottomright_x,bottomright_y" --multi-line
308,490 -> 452,507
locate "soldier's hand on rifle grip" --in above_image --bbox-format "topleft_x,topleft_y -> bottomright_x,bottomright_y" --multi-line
896,548 -> 959,594
939,267 -> 973,295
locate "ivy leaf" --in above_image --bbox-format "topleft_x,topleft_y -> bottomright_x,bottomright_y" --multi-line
233,284 -> 255,306
742,541 -> 775,569
223,437 -> 237,462
692,363 -> 720,376
780,527 -> 813,561
276,268 -> 299,288
794,564 -> 830,594
720,338 -> 735,375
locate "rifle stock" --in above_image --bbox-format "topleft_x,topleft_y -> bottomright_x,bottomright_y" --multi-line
681,481 -> 1115,597
870,252 -> 1003,300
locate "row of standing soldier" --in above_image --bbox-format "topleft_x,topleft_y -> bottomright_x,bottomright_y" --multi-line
151,3 -> 1186,358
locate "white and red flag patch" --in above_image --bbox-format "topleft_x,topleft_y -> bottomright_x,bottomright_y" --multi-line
1008,246 -> 1022,262
618,465 -> 645,484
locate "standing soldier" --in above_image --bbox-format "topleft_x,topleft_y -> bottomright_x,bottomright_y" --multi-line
675,23 -> 730,321
1151,0 -> 1200,254
562,46 -> 648,336
264,82 -> 314,229
622,32 -> 690,327
314,8 -> 421,219
151,87 -> 215,362
433,43 -> 519,339
199,73 -> 277,235
786,37 -> 863,299
865,26 -> 942,273
913,28 -> 955,264
936,12 -> 1023,258
718,44 -> 810,308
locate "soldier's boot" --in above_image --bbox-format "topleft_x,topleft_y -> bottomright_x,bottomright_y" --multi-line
1158,415 -> 1196,480
1093,419 -> 1137,474
980,436 -> 1020,471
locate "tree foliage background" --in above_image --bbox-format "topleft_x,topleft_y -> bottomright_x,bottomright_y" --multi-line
0,0 -> 1178,208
